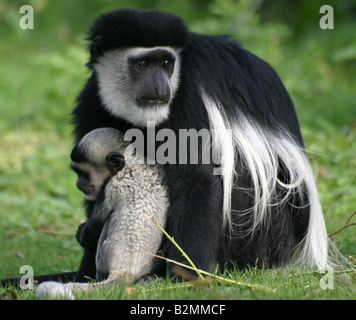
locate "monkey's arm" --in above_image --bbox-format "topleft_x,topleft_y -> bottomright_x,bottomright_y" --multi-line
163,164 -> 223,272
76,201 -> 113,250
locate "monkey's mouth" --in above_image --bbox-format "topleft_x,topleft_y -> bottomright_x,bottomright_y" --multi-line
136,99 -> 170,107
76,180 -> 96,200
81,192 -> 97,201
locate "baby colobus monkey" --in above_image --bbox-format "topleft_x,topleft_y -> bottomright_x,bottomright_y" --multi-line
72,127 -> 169,280
36,127 -> 169,299
70,128 -> 126,250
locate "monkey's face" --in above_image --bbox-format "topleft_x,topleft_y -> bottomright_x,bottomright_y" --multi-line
70,128 -> 127,201
71,162 -> 111,201
92,47 -> 181,127
71,150 -> 125,201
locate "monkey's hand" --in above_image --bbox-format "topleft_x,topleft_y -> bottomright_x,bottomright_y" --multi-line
76,222 -> 100,250
75,223 -> 86,246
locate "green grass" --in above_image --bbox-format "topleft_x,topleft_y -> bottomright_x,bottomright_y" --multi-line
2,266 -> 355,300
1,3 -> 355,300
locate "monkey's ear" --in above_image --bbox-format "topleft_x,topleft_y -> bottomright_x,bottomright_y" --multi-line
87,35 -> 103,68
90,35 -> 103,58
106,152 -> 125,174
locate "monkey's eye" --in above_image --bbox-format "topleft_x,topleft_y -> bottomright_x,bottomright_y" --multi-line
137,60 -> 149,70
162,60 -> 173,69
75,169 -> 90,181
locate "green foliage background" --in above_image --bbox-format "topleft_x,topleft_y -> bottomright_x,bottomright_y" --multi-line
0,0 -> 355,299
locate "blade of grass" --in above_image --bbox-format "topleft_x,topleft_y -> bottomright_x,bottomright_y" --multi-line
144,251 -> 274,293
149,218 -> 274,293
152,218 -> 204,280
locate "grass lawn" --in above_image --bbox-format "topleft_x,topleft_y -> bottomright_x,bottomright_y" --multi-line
0,5 -> 355,300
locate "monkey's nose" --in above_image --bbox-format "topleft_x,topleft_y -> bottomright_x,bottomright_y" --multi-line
154,85 -> 170,103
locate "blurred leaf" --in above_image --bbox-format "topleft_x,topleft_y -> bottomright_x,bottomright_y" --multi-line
331,45 -> 356,63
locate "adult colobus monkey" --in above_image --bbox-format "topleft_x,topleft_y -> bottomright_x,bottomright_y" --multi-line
71,9 -> 328,274
1,8 -> 328,288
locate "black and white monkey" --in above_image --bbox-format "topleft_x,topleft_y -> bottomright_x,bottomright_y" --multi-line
71,8 -> 328,274
70,127 -> 127,280
36,127 -> 169,299
70,127 -> 168,281
1,8 -> 329,288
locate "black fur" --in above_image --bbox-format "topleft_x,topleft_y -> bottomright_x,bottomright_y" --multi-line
87,9 -> 188,67
75,177 -> 113,282
70,143 -> 89,164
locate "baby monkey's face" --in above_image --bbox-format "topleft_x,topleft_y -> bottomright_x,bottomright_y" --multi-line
71,151 -> 125,201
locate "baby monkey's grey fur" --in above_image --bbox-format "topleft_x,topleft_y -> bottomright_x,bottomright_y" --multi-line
37,128 -> 169,299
